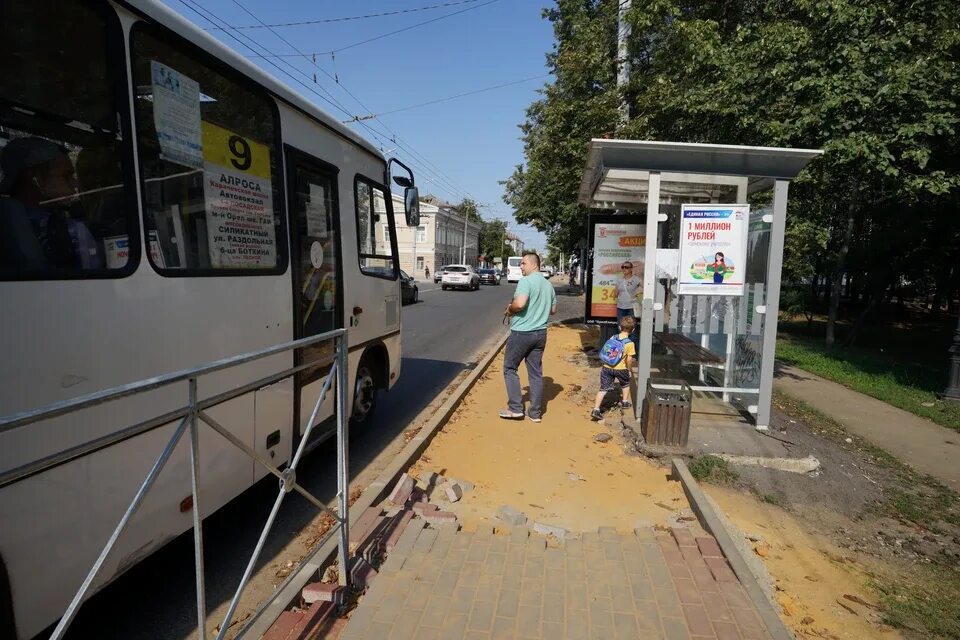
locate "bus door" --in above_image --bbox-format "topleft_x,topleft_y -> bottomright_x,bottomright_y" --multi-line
285,147 -> 343,446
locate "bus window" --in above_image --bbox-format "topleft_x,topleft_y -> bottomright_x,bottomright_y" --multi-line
0,1 -> 138,279
131,26 -> 285,274
354,177 -> 397,279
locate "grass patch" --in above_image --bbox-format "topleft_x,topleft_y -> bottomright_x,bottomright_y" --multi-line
760,492 -> 787,508
687,455 -> 739,484
776,389 -> 960,638
773,391 -> 960,533
776,333 -> 960,433
871,566 -> 960,640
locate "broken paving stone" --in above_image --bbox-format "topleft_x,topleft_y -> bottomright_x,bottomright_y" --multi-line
533,521 -> 570,539
387,473 -> 415,506
497,505 -> 528,526
566,472 -> 585,482
594,433 -> 612,443
443,482 -> 463,503
418,471 -> 440,487
451,478 -> 475,493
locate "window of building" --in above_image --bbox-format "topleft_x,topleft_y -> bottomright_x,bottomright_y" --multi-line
354,176 -> 396,279
416,256 -> 424,271
131,25 -> 285,274
0,1 -> 139,279
382,224 -> 391,246
416,226 -> 426,243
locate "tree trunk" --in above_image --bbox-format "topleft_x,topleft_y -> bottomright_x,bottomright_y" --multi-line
826,179 -> 859,346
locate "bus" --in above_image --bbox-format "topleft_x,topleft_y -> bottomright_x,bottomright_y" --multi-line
0,1 -> 418,637
506,256 -> 523,282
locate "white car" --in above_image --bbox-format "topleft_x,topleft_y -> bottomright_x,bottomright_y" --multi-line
441,264 -> 480,291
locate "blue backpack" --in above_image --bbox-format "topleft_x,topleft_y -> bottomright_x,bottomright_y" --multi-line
599,335 -> 631,366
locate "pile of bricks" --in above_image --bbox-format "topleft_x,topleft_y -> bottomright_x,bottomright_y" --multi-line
263,472 -> 462,640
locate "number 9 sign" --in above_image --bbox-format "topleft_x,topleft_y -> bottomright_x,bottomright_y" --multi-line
201,121 -> 271,180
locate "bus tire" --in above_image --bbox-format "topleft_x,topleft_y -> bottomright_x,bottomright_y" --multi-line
0,554 -> 15,640
350,356 -> 381,428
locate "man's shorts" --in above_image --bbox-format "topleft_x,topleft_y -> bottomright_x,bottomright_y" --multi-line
599,368 -> 631,392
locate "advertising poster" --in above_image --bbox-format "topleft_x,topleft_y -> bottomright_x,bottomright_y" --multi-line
585,215 -> 646,324
150,61 -> 203,169
677,204 -> 749,296
200,121 -> 276,268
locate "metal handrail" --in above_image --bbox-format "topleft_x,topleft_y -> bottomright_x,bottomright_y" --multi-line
0,329 -> 352,640
0,328 -> 346,433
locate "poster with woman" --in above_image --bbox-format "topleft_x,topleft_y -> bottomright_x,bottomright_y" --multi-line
585,214 -> 646,324
677,204 -> 750,295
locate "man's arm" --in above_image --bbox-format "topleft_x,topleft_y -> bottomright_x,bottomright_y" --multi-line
506,294 -> 529,316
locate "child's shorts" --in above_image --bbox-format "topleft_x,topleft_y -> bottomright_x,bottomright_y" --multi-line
599,368 -> 631,392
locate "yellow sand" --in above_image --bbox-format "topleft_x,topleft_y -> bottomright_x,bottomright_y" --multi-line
409,325 -> 690,533
708,486 -> 902,639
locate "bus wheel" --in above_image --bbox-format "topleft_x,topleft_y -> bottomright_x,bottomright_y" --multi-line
350,362 -> 378,426
0,554 -> 14,640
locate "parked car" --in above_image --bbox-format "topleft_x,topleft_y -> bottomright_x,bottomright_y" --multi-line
400,270 -> 419,304
477,268 -> 500,286
441,264 -> 480,291
434,265 -> 448,283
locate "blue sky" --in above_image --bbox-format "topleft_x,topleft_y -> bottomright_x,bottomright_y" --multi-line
166,0 -> 557,251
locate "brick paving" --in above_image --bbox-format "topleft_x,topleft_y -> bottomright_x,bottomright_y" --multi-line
338,524 -> 772,640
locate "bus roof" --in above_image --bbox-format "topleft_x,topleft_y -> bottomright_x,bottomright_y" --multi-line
127,0 -> 384,161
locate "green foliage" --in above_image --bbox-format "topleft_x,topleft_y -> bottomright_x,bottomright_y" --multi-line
871,568 -> 960,640
507,0 -> 960,345
478,218 -> 512,263
776,334 -> 960,432
687,455 -> 739,484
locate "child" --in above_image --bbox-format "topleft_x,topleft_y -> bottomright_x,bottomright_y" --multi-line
591,315 -> 636,421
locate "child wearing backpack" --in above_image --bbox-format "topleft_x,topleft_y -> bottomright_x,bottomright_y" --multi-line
591,315 -> 637,421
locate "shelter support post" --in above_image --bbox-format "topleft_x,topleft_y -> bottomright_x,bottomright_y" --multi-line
756,180 -> 789,430
635,172 -> 661,420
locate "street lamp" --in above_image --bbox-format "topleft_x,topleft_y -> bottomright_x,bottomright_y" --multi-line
945,308 -> 960,402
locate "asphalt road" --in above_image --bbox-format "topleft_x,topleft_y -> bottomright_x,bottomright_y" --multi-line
59,279 -> 583,640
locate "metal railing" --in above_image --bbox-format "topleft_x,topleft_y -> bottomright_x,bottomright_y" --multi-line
0,328 -> 351,640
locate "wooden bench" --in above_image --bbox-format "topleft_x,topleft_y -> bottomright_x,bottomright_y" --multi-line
654,332 -> 723,366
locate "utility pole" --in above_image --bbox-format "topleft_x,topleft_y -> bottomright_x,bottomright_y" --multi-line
412,220 -> 418,279
616,0 -> 632,129
461,210 -> 467,264
945,308 -> 960,402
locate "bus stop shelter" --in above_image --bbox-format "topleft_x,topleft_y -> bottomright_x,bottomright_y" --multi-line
578,139 -> 823,431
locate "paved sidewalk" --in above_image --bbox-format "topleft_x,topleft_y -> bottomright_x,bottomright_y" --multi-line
340,523 -> 771,640
775,363 -> 960,489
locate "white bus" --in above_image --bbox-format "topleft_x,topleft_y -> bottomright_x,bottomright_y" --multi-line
0,2 -> 419,637
506,256 -> 523,282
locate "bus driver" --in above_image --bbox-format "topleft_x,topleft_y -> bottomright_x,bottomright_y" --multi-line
0,137 -> 101,270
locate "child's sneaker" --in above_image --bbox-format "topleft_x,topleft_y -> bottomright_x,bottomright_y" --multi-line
590,408 -> 603,421
621,401 -> 633,410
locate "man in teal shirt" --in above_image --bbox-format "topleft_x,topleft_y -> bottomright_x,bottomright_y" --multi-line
501,251 -> 557,422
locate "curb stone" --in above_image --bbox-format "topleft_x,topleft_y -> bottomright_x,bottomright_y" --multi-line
242,331 -> 510,638
671,458 -> 793,640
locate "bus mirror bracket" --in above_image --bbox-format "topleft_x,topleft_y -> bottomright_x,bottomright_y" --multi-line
387,157 -> 419,227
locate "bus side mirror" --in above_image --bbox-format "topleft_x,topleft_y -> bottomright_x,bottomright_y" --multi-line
404,186 -> 420,227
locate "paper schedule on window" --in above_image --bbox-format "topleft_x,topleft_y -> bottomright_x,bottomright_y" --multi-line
200,121 -> 276,268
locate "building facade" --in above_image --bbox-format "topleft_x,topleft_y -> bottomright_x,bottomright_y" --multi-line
506,232 -> 525,255
376,194 -> 482,279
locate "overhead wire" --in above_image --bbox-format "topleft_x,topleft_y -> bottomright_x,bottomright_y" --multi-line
245,0 -> 502,57
179,0 -> 474,203
211,0 -> 487,29
347,74 -> 549,120
224,0 -> 478,202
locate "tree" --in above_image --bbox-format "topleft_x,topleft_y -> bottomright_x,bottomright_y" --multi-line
478,219 -> 512,264
454,198 -> 483,224
507,0 -> 960,345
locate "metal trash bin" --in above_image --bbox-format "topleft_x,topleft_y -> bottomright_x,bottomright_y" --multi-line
641,379 -> 692,446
